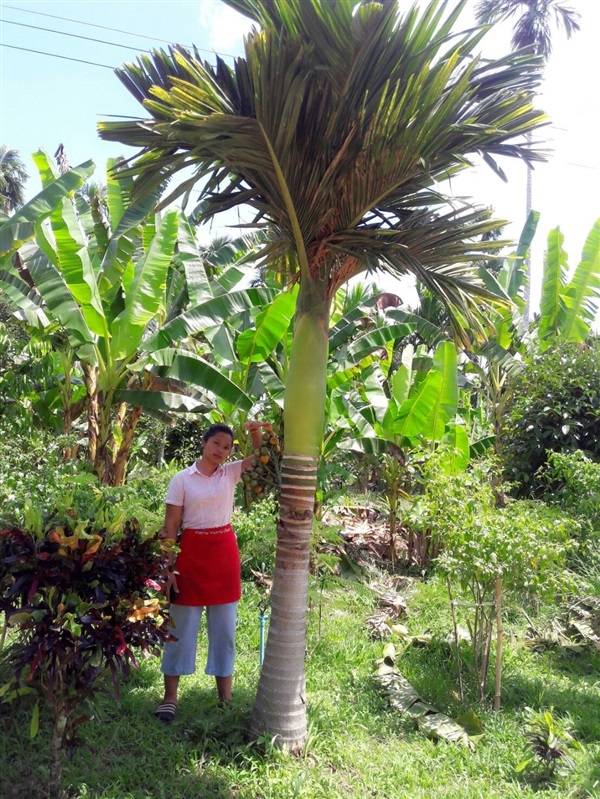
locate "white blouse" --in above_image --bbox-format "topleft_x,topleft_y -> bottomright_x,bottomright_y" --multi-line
165,460 -> 243,529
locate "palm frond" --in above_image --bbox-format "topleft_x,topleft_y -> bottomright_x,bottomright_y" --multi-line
98,0 -> 550,333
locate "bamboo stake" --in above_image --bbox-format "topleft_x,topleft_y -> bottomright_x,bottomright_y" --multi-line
493,577 -> 503,711
446,578 -> 464,701
481,597 -> 494,697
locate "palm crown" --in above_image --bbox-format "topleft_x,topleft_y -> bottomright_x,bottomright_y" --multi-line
476,0 -> 581,59
0,146 -> 28,214
99,0 -> 549,339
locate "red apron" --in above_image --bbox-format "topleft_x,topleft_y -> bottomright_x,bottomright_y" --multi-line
173,525 -> 241,606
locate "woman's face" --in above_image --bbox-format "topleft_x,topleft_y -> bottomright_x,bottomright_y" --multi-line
202,432 -> 233,465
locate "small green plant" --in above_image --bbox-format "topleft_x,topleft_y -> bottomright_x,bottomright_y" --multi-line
516,706 -> 579,779
381,452 -> 411,568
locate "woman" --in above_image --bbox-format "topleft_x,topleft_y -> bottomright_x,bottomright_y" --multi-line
154,420 -> 265,723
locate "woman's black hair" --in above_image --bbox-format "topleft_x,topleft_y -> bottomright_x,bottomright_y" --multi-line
202,423 -> 234,443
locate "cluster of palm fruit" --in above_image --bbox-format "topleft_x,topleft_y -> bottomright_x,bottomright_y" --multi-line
242,423 -> 282,507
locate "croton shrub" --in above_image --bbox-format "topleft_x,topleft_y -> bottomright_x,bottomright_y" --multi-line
0,499 -> 173,795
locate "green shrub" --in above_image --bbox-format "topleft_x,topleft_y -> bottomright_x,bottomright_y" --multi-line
408,460 -> 577,599
541,451 -> 600,528
232,497 -> 278,578
502,342 -> 600,494
0,424 -> 91,527
407,458 -> 579,697
540,450 -> 600,572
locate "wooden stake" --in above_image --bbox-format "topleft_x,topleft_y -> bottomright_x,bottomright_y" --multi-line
493,577 -> 503,711
447,578 -> 464,701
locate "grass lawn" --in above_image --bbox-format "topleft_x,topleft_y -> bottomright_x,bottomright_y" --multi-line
1,573 -> 598,799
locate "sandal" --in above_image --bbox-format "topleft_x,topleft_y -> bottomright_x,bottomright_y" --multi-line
154,701 -> 177,723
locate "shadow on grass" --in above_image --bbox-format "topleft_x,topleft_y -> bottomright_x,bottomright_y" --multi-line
0,669 -> 271,799
499,670 -> 600,743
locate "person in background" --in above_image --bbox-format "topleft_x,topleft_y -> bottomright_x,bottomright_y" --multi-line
154,420 -> 265,723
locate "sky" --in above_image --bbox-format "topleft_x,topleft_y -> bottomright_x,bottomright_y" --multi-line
1,0 -> 598,317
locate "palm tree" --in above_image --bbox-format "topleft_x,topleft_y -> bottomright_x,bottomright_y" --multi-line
475,0 -> 581,323
0,146 -> 28,214
475,0 -> 581,58
99,0 -> 548,749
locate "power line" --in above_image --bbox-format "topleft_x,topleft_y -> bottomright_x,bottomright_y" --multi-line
2,18 -> 151,52
3,3 -> 237,58
0,42 -> 115,70
3,2 -> 194,48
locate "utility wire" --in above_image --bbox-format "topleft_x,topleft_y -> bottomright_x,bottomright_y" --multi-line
2,18 -> 152,52
3,3 -> 237,57
0,42 -> 115,70
2,3 -> 193,47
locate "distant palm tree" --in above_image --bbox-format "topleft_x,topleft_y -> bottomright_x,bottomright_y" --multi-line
0,146 -> 28,214
475,0 -> 581,323
476,0 -> 581,58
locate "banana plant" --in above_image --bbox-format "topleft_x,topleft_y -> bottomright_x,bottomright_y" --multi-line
464,211 -> 539,454
337,340 -> 467,460
0,152 -> 273,484
465,215 -> 600,458
538,217 -> 600,349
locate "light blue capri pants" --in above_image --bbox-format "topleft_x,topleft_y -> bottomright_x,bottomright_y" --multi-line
161,602 -> 237,677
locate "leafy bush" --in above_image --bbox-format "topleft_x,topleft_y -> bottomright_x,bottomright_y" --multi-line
541,451 -> 600,529
540,450 -> 600,572
407,458 -> 578,698
0,410 -> 180,536
0,423 -> 91,527
0,501 -> 172,797
409,460 -> 577,599
232,497 -> 278,578
502,342 -> 600,494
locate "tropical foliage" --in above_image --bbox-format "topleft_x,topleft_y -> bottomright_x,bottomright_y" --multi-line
0,152 -> 273,485
476,0 -> 581,60
475,0 -> 581,323
407,455 -> 577,700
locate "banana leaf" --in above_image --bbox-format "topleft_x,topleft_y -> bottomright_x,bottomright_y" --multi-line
440,423 -> 470,473
346,323 -> 413,365
394,340 -> 457,443
110,211 -> 179,360
561,218 -> 600,343
538,226 -> 568,348
237,288 -> 297,363
32,151 -> 108,339
149,348 -> 253,411
140,287 -> 276,352
0,158 -> 95,257
116,389 -> 211,414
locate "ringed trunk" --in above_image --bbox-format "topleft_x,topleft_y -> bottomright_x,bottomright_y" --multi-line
250,278 -> 329,750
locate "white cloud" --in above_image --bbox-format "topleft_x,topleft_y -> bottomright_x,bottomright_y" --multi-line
197,0 -> 253,56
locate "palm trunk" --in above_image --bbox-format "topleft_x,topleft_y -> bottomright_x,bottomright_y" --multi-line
250,277 -> 329,750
